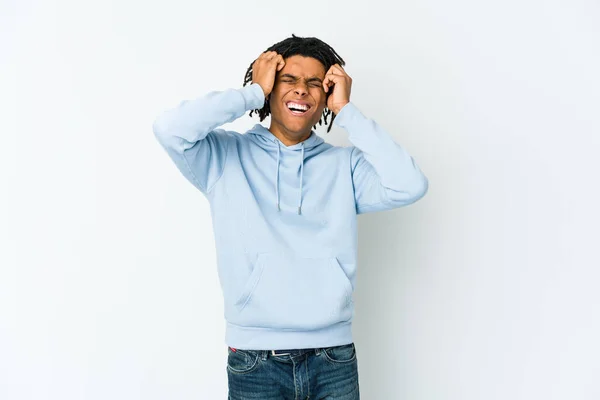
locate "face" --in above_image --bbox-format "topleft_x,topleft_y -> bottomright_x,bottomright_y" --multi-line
268,55 -> 328,138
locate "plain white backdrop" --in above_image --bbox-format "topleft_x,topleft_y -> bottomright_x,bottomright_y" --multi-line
2,0 -> 599,399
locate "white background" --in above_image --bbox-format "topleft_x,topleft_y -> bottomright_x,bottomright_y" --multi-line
2,0 -> 599,399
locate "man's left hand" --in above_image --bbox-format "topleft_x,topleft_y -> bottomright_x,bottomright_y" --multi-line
323,64 -> 352,114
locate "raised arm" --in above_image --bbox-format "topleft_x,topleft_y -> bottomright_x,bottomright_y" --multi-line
152,51 -> 285,194
152,83 -> 264,193
323,63 -> 428,214
335,103 -> 429,214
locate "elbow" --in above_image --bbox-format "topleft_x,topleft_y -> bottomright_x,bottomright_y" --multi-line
384,173 -> 429,207
152,99 -> 189,140
411,174 -> 429,201
399,174 -> 428,204
152,114 -> 169,142
152,113 -> 180,150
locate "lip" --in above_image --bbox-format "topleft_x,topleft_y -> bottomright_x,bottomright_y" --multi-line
285,100 -> 312,117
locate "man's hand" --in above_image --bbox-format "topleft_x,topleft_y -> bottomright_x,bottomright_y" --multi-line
323,64 -> 352,114
252,51 -> 286,98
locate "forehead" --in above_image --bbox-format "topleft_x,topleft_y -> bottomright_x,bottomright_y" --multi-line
280,55 -> 326,77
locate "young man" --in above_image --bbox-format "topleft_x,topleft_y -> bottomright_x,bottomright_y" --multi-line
153,35 -> 428,400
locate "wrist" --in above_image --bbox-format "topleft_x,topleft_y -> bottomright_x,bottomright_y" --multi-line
253,81 -> 269,98
243,83 -> 267,110
331,101 -> 349,115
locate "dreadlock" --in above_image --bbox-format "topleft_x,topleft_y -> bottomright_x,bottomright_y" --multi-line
243,34 -> 346,133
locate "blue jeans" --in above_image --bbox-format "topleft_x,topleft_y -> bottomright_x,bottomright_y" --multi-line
227,343 -> 360,399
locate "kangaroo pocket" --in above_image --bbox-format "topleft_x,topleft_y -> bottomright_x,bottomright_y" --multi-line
232,253 -> 354,330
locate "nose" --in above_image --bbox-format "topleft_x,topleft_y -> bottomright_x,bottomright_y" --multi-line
294,82 -> 308,96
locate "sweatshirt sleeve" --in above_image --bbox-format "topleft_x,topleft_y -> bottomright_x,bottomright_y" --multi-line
333,102 -> 429,214
152,83 -> 265,194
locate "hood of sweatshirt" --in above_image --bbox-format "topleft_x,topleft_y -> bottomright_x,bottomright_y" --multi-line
246,123 -> 325,216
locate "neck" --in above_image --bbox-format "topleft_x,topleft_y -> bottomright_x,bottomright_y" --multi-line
269,121 -> 312,147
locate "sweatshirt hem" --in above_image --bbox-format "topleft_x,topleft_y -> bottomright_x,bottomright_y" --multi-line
225,320 -> 353,350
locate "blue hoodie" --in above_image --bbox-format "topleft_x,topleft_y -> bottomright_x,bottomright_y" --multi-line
153,82 -> 428,350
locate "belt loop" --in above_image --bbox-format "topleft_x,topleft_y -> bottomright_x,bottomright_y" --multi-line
315,348 -> 321,356
261,350 -> 268,360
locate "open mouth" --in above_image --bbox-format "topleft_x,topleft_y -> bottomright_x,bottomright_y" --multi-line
286,101 -> 312,116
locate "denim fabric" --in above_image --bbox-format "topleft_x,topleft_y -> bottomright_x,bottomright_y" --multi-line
227,343 -> 359,399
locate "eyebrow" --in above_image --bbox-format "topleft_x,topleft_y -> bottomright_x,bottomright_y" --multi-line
280,74 -> 323,83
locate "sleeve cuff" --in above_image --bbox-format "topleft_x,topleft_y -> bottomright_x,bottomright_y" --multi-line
333,102 -> 362,128
240,83 -> 266,111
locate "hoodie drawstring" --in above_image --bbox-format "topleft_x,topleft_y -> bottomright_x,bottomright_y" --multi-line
298,143 -> 304,215
276,142 -> 281,211
275,141 -> 305,215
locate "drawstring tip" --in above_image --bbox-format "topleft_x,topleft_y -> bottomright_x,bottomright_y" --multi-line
277,202 -> 281,211
298,206 -> 301,215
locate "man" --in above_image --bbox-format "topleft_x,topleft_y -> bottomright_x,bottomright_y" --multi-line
153,34 -> 428,400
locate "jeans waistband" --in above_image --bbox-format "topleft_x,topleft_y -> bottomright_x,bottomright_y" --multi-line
268,348 -> 317,356
229,343 -> 353,360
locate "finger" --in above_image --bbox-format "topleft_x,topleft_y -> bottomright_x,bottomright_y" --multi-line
324,71 -> 348,92
327,64 -> 347,77
331,64 -> 347,76
326,71 -> 345,78
275,55 -> 285,71
325,72 -> 344,81
269,54 -> 282,63
323,74 -> 340,92
326,66 -> 345,78
323,73 -> 338,84
333,63 -> 346,72
268,55 -> 283,68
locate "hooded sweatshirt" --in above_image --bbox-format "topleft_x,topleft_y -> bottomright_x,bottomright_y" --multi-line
153,82 -> 428,350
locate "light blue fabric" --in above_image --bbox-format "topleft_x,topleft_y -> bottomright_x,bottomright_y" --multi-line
153,83 -> 428,350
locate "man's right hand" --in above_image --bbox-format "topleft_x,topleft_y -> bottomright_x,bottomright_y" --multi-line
252,51 -> 285,98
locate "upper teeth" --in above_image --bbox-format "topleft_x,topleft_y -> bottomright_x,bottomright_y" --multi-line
287,102 -> 308,111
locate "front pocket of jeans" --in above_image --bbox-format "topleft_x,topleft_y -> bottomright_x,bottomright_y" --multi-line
227,349 -> 259,374
323,343 -> 357,364
234,253 -> 353,330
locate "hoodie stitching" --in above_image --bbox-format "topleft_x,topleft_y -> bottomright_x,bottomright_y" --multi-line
180,149 -> 206,193
349,146 -> 392,212
181,131 -> 231,194
356,201 -> 385,212
206,131 -> 231,194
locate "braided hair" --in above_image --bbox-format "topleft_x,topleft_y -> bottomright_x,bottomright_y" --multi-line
243,34 -> 345,133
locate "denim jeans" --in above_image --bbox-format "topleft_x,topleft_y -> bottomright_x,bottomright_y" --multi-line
227,343 -> 360,399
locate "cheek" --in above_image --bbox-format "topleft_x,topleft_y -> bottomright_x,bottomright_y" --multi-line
311,89 -> 326,105
311,89 -> 325,104
270,86 -> 291,104
268,90 -> 283,110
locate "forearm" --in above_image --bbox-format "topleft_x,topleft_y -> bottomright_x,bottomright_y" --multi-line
153,83 -> 265,151
152,83 -> 265,193
336,102 -> 428,193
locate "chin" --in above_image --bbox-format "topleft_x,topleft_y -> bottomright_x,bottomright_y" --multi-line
283,120 -> 313,134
